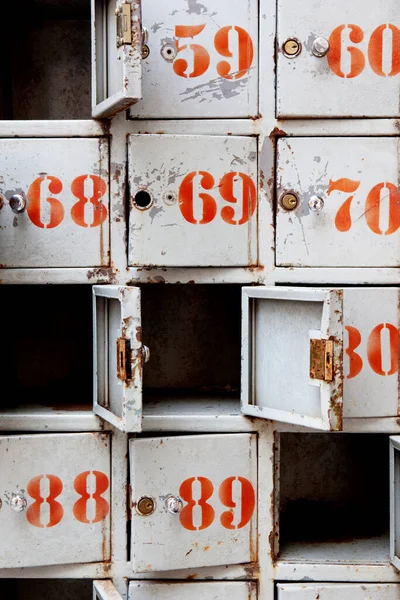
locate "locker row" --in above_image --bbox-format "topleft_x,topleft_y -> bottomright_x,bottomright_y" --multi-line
5,0 -> 400,119
2,431 -> 400,571
2,284 -> 398,432
1,135 -> 399,270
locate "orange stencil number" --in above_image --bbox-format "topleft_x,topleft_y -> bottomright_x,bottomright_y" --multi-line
220,172 -> 257,225
70,175 -> 108,228
26,175 -> 64,229
179,171 -> 217,224
367,323 -> 399,376
364,182 -> 400,235
219,476 -> 255,530
173,24 -> 210,78
328,24 -> 365,78
26,475 -> 64,528
73,471 -> 110,524
327,178 -> 360,232
179,477 -> 215,531
368,24 -> 400,77
345,325 -> 363,379
214,26 -> 254,79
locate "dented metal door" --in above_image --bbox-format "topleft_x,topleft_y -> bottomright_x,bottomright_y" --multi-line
130,434 -> 257,572
93,285 -> 147,432
276,137 -> 400,267
128,135 -> 258,267
0,138 -> 109,268
277,584 -> 400,600
94,581 -> 123,600
277,0 -> 400,117
92,0 -> 142,118
129,0 -> 258,119
241,287 -> 344,430
129,582 -> 258,599
0,433 -> 110,568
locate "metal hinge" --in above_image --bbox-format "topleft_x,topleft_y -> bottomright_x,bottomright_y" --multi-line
116,338 -> 132,381
310,339 -> 334,382
116,3 -> 132,48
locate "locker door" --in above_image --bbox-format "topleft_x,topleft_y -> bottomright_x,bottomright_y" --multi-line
130,434 -> 257,572
276,0 -> 400,117
129,582 -> 258,599
93,285 -> 148,432
92,0 -> 142,118
0,433 -> 110,568
391,437 -> 400,571
241,286 -> 344,430
94,581 -> 124,600
277,584 -> 400,600
0,138 -> 109,268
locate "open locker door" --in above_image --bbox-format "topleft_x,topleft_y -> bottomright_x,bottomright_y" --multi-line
390,437 -> 400,571
241,287 -> 344,431
93,285 -> 148,432
92,0 -> 142,118
94,581 -> 124,600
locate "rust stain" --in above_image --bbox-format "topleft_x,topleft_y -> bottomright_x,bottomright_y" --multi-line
269,126 -> 287,140
186,573 -> 198,580
203,545 -> 210,551
243,562 -> 260,579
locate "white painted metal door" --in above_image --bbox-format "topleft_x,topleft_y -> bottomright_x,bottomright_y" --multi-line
277,584 -> 400,599
129,0 -> 258,119
0,138 -> 109,268
0,433 -> 111,568
128,135 -> 257,267
92,0 -> 142,118
130,434 -> 257,572
93,285 -> 145,432
277,0 -> 400,117
241,287 -> 344,430
94,581 -> 123,600
276,137 -> 400,267
129,582 -> 258,599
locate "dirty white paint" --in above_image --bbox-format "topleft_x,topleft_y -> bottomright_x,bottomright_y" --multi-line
128,581 -> 258,599
277,583 -> 400,599
0,433 -> 110,569
129,0 -> 258,118
128,134 -> 258,266
277,0 -> 400,117
130,433 -> 257,572
276,137 -> 400,267
0,138 -> 109,268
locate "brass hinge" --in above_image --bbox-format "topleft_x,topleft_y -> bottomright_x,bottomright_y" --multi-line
116,338 -> 132,381
116,3 -> 132,47
310,339 -> 334,382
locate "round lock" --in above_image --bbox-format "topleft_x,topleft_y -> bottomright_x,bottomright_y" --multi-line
133,189 -> 153,210
142,45 -> 150,60
9,194 -> 27,214
164,191 -> 176,205
280,192 -> 299,211
312,36 -> 330,58
282,38 -> 301,58
161,44 -> 177,62
165,495 -> 184,515
308,195 -> 324,212
10,495 -> 27,513
136,496 -> 156,516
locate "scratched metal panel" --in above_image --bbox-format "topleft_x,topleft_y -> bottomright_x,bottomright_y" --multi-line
0,433 -> 110,568
129,582 -> 258,599
278,584 -> 400,599
128,135 -> 257,267
130,434 -> 257,571
129,0 -> 258,118
277,0 -> 400,117
0,138 -> 109,268
276,137 -> 400,267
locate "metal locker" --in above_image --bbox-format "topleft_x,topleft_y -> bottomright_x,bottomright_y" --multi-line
276,137 -> 400,268
277,584 -> 400,599
129,581 -> 258,599
242,286 -> 399,429
129,434 -> 257,572
129,0 -> 258,119
0,433 -> 111,568
0,138 -> 110,268
128,135 -> 258,267
276,0 -> 400,117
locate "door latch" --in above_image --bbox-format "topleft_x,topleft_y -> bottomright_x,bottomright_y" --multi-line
116,338 -> 132,381
116,3 -> 132,48
310,338 -> 334,382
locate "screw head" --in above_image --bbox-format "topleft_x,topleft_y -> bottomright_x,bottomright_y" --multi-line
282,38 -> 301,58
136,496 -> 155,516
312,37 -> 330,58
280,192 -> 299,211
10,495 -> 27,513
308,195 -> 325,212
9,194 -> 26,214
166,495 -> 184,515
